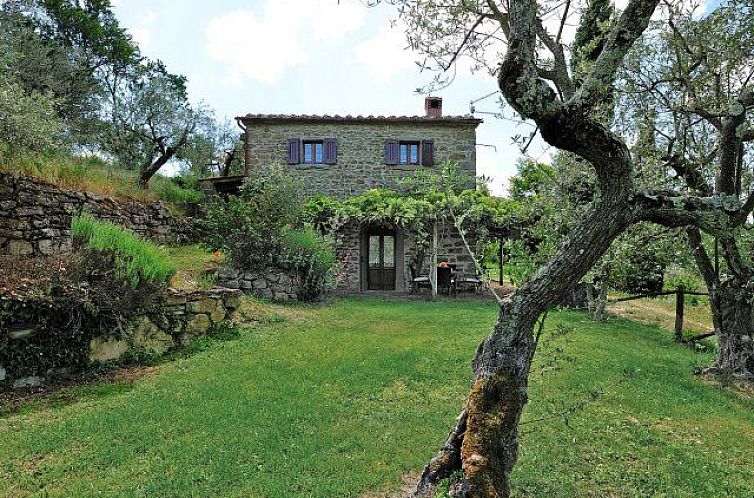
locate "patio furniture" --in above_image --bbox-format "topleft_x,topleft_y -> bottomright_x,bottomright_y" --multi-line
455,273 -> 483,294
437,267 -> 454,295
411,275 -> 431,293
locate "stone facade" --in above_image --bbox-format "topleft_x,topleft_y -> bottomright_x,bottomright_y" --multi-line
238,115 -> 481,200
215,267 -> 299,302
2,288 -> 241,388
334,220 -> 477,293
235,111 -> 482,293
0,173 -> 195,256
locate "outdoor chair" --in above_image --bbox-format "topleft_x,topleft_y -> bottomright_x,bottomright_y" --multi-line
411,274 -> 431,293
455,272 -> 483,294
437,267 -> 454,295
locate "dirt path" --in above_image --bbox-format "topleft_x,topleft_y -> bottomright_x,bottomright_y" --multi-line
607,299 -> 713,335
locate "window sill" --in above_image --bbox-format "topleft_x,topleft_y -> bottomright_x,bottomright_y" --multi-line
390,164 -> 427,171
292,164 -> 332,169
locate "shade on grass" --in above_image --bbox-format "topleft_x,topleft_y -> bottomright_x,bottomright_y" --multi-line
0,299 -> 752,497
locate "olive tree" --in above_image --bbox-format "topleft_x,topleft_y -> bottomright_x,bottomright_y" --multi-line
372,1 -> 754,496
103,61 -> 205,187
618,0 -> 754,377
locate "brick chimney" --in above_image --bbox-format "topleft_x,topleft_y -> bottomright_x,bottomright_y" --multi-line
425,96 -> 443,117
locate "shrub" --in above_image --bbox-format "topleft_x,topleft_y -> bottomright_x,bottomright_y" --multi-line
198,165 -> 305,267
72,214 -> 176,287
280,227 -> 338,300
151,175 -> 204,205
198,166 -> 338,300
664,268 -> 703,293
0,249 -> 167,382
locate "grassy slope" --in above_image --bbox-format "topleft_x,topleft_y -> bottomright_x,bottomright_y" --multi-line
0,299 -> 752,498
166,245 -> 223,291
0,153 -> 202,209
608,295 -> 713,336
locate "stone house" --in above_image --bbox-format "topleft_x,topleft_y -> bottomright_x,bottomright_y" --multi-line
228,97 -> 483,293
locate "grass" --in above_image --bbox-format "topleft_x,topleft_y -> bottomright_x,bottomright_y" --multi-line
166,244 -> 223,291
608,294 -> 714,338
0,150 -> 202,208
0,298 -> 752,497
73,214 -> 177,286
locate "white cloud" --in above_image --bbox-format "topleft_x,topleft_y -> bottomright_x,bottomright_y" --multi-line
127,10 -> 158,50
352,24 -> 416,84
130,27 -> 151,49
205,1 -> 367,85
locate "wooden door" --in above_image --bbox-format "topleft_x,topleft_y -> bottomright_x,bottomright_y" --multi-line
367,230 -> 396,290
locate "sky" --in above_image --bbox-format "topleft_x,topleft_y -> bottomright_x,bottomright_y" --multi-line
111,0 -> 716,194
111,0 -> 538,194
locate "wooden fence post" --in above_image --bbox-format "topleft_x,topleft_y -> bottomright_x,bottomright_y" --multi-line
674,290 -> 684,343
499,236 -> 505,286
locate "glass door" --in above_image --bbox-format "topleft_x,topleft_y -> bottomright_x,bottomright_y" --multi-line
367,231 -> 396,290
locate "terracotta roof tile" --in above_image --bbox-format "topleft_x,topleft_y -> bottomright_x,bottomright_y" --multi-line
235,113 -> 483,125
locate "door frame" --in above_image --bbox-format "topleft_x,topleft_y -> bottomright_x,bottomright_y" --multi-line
360,224 -> 405,292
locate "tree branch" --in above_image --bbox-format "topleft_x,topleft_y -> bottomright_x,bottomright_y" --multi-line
663,153 -> 713,195
634,190 -> 744,236
575,0 -> 661,110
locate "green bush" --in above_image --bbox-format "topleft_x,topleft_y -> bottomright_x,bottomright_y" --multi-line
72,214 -> 176,287
198,166 -> 338,301
151,175 -> 204,205
664,268 -> 704,293
280,227 -> 338,300
0,248 -> 168,383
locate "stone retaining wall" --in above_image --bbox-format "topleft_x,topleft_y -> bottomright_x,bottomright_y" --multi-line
0,173 -> 195,256
1,288 -> 241,389
215,267 -> 300,302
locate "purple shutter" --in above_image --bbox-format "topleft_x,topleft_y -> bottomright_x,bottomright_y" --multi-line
384,140 -> 399,165
288,138 -> 301,164
421,140 -> 434,166
324,138 -> 337,164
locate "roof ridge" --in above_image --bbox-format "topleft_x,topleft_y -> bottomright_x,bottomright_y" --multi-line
235,113 -> 483,124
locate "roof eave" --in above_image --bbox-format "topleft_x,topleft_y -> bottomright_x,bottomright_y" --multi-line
234,115 -> 483,127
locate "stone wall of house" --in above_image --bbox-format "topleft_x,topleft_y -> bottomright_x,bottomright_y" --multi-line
334,220 -> 362,292
215,267 -> 300,302
1,288 -> 241,388
0,173 -> 195,256
333,220 -> 477,293
242,120 -> 479,200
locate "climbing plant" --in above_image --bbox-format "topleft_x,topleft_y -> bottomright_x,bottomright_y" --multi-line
304,163 -> 531,292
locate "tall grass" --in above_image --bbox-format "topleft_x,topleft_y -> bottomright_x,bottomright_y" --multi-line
72,214 -> 177,287
0,149 -> 202,207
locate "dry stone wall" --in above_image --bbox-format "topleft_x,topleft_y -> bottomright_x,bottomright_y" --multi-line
0,173 -> 194,256
215,267 -> 300,302
1,288 -> 241,388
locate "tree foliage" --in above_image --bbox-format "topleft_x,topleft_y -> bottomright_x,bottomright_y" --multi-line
198,166 -> 337,300
0,0 -> 228,185
0,74 -> 65,154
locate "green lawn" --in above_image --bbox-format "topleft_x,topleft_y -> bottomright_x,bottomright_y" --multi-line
1,298 -> 752,497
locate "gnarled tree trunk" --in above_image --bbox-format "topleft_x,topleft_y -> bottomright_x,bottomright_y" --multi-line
709,283 -> 754,379
687,226 -> 754,379
416,199 -> 633,497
